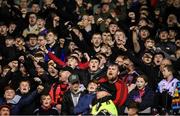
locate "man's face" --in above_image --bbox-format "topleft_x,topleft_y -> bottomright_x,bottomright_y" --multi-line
11,61 -> 18,69
38,36 -> 46,47
0,25 -> 8,36
31,4 -> 40,13
5,39 -> 14,47
36,65 -> 44,76
100,45 -> 112,57
162,67 -> 171,79
52,16 -> 59,28
82,15 -> 90,27
144,39 -> 155,49
139,29 -> 149,39
136,77 -> 146,90
138,19 -> 147,27
160,59 -> 172,71
19,81 -> 30,94
168,30 -> 176,39
37,19 -> 45,29
96,54 -> 106,67
102,32 -> 111,40
67,57 -> 78,68
4,89 -> 15,100
123,59 -> 133,71
0,107 -> 10,116
29,14 -> 37,26
89,59 -> 100,72
68,42 -> 77,52
101,4 -> 110,13
159,31 -> 168,40
107,65 -> 119,81
9,23 -> 16,34
70,82 -> 80,93
167,14 -> 177,25
41,95 -> 52,108
20,0 -> 28,8
29,37 -> 37,47
59,71 -> 71,82
91,34 -> 102,47
115,56 -> 124,66
102,32 -> 113,46
109,24 -> 118,34
153,54 -> 164,66
59,38 -> 65,47
46,32 -> 55,45
48,65 -> 58,77
142,53 -> 153,64
114,31 -> 126,45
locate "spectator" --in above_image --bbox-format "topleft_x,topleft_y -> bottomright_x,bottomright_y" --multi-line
74,80 -> 99,115
61,74 -> 85,115
33,94 -> 59,115
99,63 -> 128,113
127,101 -> 139,116
126,75 -> 155,112
156,65 -> 180,114
0,104 -> 11,116
49,67 -> 71,112
22,12 -> 39,38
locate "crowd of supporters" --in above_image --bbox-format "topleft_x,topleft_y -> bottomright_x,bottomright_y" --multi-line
0,0 -> 179,115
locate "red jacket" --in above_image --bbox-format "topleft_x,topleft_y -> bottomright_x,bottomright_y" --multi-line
49,82 -> 69,105
98,77 -> 128,107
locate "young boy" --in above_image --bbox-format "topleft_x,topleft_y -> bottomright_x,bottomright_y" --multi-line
33,94 -> 59,115
74,80 -> 99,115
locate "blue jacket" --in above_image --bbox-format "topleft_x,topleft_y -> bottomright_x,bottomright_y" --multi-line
126,86 -> 155,111
11,90 -> 39,115
74,93 -> 96,115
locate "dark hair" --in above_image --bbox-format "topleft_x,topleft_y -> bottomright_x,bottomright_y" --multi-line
164,65 -> 175,74
137,75 -> 148,83
41,93 -> 51,99
27,34 -> 38,40
89,79 -> 99,85
127,101 -> 139,110
5,36 -> 14,40
108,63 -> 119,70
4,86 -> 14,91
90,56 -> 100,63
19,79 -> 31,87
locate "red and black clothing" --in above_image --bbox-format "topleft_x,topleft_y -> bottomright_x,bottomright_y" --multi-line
49,82 -> 69,106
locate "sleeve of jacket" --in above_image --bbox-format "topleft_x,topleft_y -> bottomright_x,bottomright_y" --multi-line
74,96 -> 85,114
0,71 -> 12,88
48,52 -> 66,67
23,57 -> 37,77
78,61 -> 89,70
61,92 -> 69,115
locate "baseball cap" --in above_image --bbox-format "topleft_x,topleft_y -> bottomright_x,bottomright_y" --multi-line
68,74 -> 80,84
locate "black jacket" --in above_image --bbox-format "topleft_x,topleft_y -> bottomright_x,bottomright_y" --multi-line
33,106 -> 59,115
